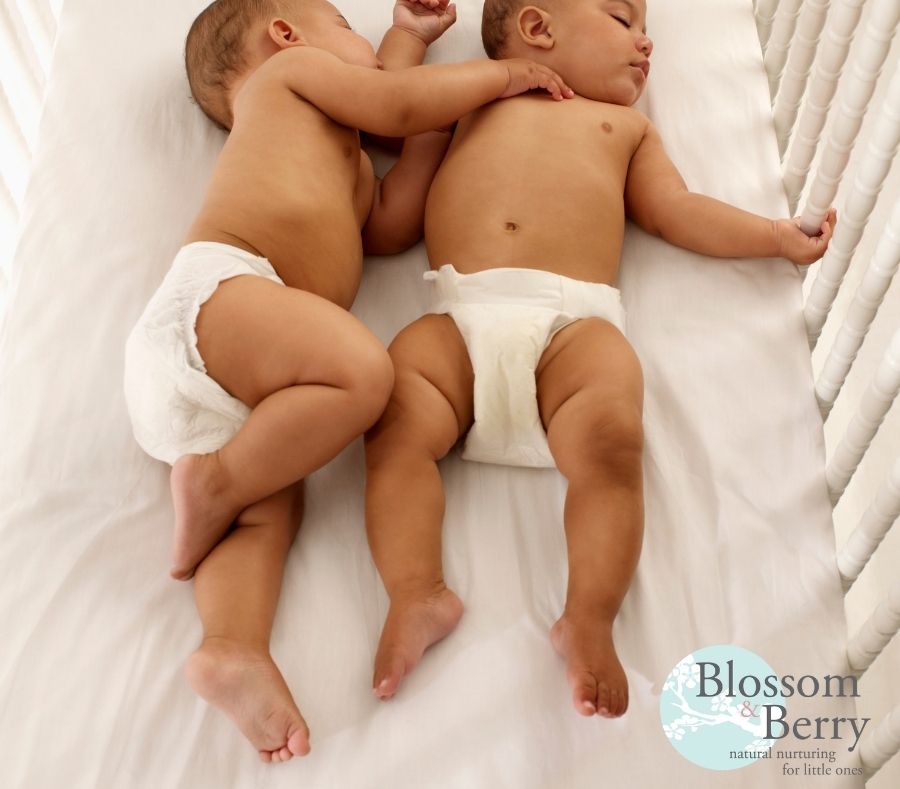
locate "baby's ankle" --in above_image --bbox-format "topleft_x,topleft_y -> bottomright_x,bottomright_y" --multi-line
387,577 -> 453,604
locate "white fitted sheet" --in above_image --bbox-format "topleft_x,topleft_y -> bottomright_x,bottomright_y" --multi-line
0,1 -> 863,787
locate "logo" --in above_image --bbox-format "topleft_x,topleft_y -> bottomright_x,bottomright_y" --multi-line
660,645 -> 782,771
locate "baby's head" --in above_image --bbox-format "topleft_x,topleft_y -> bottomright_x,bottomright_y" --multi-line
482,0 -> 652,105
185,0 -> 377,130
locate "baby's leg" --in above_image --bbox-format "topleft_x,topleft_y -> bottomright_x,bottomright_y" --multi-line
170,275 -> 393,579
365,314 -> 473,699
185,481 -> 309,763
536,317 -> 644,718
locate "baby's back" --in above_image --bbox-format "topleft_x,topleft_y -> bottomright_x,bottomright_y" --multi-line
185,56 -> 375,309
426,94 -> 647,285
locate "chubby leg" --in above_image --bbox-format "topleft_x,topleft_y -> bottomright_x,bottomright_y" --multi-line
536,317 -> 645,718
365,314 -> 474,699
185,481 -> 310,763
169,276 -> 393,579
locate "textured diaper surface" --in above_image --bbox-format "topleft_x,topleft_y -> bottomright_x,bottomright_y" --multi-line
425,264 -> 626,468
123,242 -> 283,465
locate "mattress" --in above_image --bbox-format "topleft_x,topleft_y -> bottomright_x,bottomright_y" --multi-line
0,1 -> 863,787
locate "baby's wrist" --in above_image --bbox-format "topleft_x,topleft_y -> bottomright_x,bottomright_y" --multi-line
389,23 -> 433,47
771,218 -> 787,259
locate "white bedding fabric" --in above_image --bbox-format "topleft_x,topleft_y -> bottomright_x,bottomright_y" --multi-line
0,1 -> 864,787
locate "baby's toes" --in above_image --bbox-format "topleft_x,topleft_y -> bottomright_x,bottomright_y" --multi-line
596,680 -> 613,716
572,670 -> 599,716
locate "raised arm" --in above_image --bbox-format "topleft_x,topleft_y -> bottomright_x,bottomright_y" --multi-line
269,47 -> 573,138
377,0 -> 458,71
624,119 -> 835,265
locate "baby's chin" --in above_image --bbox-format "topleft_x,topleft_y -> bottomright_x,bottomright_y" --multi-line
581,88 -> 643,106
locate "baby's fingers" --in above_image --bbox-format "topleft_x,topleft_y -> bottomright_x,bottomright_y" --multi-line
536,67 -> 575,101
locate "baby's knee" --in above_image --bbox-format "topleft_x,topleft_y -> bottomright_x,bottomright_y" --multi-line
554,401 -> 644,481
343,342 -> 395,426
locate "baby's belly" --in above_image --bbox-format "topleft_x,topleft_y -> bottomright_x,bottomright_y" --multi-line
424,197 -> 625,285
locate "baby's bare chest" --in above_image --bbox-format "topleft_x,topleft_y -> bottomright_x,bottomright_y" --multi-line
456,100 -> 641,182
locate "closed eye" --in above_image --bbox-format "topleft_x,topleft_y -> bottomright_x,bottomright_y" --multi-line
611,15 -> 631,28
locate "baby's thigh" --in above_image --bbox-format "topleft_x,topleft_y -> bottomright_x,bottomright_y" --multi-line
369,314 -> 474,459
196,275 -> 390,408
536,317 -> 644,434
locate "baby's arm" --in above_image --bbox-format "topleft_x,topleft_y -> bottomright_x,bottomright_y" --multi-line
364,1 -> 460,253
624,120 -> 835,265
378,0 -> 457,71
363,130 -> 452,255
270,48 -> 573,138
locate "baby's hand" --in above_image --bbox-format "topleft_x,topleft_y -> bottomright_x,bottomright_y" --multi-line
501,59 -> 576,102
775,207 -> 837,266
393,0 -> 457,45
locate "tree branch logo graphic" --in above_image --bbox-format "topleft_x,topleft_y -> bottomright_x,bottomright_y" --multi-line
659,646 -> 782,771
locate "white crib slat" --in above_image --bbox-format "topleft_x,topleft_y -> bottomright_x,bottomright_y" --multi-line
798,0 -> 900,235
838,455 -> 900,589
773,0 -> 832,159
861,703 -> 900,778
756,0 -> 782,53
826,326 -> 900,505
804,60 -> 900,350
764,0 -> 805,101
847,584 -> 900,673
815,202 -> 900,417
783,0 -> 867,213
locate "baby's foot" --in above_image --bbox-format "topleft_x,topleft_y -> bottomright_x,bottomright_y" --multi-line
186,637 -> 310,763
373,583 -> 463,700
550,612 -> 629,717
169,453 -> 241,580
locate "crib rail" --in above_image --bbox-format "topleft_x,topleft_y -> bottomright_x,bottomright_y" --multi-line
755,0 -> 900,781
860,703 -> 900,779
780,0 -> 878,218
772,0 -> 832,158
803,58 -> 900,352
815,205 -> 900,420
797,0 -> 899,236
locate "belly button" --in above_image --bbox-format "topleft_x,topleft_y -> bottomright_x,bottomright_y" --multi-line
504,221 -> 519,232
601,122 -> 613,133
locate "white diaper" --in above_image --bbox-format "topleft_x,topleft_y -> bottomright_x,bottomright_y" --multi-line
123,241 -> 284,465
424,264 -> 627,468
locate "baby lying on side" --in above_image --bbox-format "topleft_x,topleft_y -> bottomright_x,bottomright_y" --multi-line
124,0 -> 571,763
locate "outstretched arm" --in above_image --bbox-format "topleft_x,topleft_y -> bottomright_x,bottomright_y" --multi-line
271,47 -> 573,138
624,120 -> 835,265
378,0 -> 458,71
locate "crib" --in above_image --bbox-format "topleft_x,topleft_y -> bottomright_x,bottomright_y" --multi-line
0,1 -> 898,787
755,0 -> 900,780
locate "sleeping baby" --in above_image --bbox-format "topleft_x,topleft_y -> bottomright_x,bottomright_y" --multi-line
365,0 -> 837,719
123,0 -> 572,764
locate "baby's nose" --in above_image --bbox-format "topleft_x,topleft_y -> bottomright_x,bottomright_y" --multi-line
638,35 -> 653,56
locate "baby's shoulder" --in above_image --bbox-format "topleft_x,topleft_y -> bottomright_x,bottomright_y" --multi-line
233,50 -> 326,124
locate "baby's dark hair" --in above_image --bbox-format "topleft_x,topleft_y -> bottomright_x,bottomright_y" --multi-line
481,0 -> 530,60
185,0 -> 292,130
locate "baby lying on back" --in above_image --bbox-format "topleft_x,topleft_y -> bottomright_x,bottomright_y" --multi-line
364,0 -> 836,720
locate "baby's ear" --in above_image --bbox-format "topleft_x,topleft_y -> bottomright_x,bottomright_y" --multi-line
268,18 -> 306,49
515,6 -> 555,51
